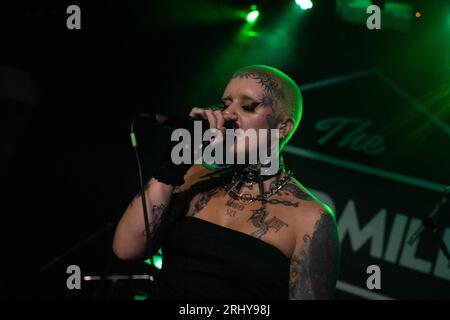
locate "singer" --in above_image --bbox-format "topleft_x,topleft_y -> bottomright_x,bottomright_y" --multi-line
112,65 -> 340,300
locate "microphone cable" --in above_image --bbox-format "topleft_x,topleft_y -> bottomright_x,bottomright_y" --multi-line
129,115 -> 155,298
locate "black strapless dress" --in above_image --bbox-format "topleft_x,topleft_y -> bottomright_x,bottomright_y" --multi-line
151,216 -> 290,300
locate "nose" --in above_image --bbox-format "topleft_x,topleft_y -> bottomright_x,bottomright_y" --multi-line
225,101 -> 239,113
223,114 -> 239,129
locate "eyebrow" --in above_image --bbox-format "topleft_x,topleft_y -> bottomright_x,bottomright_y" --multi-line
222,95 -> 259,102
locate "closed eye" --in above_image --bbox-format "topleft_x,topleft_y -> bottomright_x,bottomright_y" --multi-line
242,102 -> 261,112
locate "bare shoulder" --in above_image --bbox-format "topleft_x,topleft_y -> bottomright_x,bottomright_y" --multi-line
280,177 -> 336,236
286,178 -> 340,299
175,164 -> 215,193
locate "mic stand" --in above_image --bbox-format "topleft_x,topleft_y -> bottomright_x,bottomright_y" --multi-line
40,222 -> 113,272
407,186 -> 450,265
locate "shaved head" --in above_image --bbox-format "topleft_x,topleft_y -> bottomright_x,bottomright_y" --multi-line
231,65 -> 303,148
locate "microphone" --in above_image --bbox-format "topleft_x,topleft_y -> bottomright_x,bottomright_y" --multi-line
137,112 -> 236,131
137,113 -> 207,130
136,103 -> 228,130
130,109 -> 235,152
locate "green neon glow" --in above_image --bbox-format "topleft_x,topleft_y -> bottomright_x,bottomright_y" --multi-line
246,10 -> 259,23
295,0 -> 313,10
242,30 -> 259,37
130,133 -> 137,147
284,145 -> 447,193
133,294 -> 147,300
144,248 -> 163,269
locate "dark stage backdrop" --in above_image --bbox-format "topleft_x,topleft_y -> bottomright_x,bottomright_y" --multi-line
284,69 -> 450,299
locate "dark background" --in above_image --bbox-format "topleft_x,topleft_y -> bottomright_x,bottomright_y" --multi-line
0,0 -> 449,299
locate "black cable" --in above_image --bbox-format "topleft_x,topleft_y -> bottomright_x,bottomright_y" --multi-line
130,117 -> 155,296
39,222 -> 112,272
130,118 -> 151,254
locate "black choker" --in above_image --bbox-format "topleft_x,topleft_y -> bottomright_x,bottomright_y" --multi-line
230,164 -> 283,186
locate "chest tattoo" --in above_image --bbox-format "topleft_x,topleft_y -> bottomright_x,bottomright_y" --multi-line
188,188 -> 218,217
248,205 -> 288,239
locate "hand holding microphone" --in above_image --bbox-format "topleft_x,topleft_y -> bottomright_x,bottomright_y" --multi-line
188,107 -> 238,134
150,106 -> 237,186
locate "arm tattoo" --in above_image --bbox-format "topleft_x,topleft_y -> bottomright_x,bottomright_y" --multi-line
289,212 -> 339,300
187,188 -> 218,217
142,203 -> 167,236
248,205 -> 288,239
289,235 -> 313,299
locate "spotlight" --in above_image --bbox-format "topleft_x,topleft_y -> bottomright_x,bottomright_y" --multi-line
246,5 -> 260,24
295,0 -> 313,10
336,0 -> 414,32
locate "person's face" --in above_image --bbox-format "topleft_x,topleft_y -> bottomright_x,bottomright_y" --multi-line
221,76 -> 280,158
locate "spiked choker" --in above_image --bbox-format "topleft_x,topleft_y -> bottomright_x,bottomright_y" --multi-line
221,160 -> 292,204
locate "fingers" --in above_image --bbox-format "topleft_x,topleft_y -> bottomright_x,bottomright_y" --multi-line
189,107 -> 217,129
223,112 -> 238,122
214,110 -> 225,131
189,107 -> 207,120
188,107 -> 238,131
205,109 -> 217,129
188,107 -> 218,130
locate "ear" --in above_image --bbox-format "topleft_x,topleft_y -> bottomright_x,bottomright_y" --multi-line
278,117 -> 294,139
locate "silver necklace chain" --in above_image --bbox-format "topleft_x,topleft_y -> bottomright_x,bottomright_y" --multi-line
223,170 -> 293,204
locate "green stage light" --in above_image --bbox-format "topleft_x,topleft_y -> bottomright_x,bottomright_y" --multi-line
144,248 -> 163,269
144,257 -> 162,269
243,30 -> 259,37
246,7 -> 260,24
295,0 -> 313,10
153,255 -> 163,269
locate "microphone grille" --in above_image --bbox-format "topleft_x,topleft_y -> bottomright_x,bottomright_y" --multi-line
154,113 -> 168,125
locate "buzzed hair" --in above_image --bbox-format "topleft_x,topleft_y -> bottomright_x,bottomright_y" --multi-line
231,65 -> 303,148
